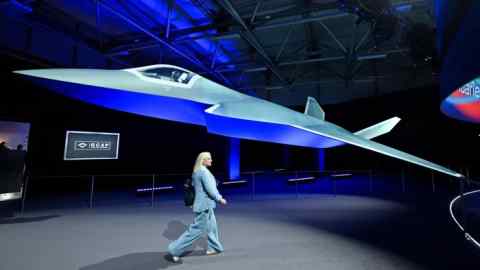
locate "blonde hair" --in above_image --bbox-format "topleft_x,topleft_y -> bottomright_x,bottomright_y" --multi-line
193,152 -> 211,173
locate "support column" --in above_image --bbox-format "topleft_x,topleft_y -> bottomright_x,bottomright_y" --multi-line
228,138 -> 240,180
317,149 -> 325,171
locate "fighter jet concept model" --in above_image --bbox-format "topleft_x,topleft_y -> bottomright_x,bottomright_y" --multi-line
14,64 -> 463,178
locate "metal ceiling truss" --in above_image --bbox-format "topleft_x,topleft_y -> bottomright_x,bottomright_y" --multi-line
215,49 -> 407,72
3,0 -> 427,97
100,0 -> 422,90
223,0 -> 420,90
96,0 -> 233,86
176,0 -> 420,43
1,0 -> 129,68
105,5 -> 349,56
241,75 -> 394,91
216,0 -> 288,85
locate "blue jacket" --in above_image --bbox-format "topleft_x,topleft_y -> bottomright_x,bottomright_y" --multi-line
192,166 -> 223,213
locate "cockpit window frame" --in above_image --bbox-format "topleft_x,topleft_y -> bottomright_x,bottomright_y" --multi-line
141,67 -> 194,84
125,64 -> 200,88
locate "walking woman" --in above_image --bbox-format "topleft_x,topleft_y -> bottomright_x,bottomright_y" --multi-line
168,152 -> 227,262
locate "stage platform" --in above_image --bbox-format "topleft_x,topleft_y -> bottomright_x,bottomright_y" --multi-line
1,192 -> 479,270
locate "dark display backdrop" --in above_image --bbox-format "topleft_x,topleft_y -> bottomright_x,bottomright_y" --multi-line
64,131 -> 119,160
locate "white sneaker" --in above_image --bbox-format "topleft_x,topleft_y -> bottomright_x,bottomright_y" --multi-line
206,250 -> 220,256
171,255 -> 180,262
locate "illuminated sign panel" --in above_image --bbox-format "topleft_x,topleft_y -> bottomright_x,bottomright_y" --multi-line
441,77 -> 480,123
64,131 -> 120,160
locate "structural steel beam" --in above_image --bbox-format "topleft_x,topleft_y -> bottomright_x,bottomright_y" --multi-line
216,0 -> 287,84
241,75 -> 393,91
97,0 -> 232,85
216,49 -> 408,73
250,0 -> 264,25
106,1 -> 425,56
319,21 -> 347,54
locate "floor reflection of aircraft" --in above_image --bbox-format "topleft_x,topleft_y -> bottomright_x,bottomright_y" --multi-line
14,64 -> 463,178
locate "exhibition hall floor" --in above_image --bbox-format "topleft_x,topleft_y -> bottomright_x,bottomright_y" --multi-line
1,192 -> 479,270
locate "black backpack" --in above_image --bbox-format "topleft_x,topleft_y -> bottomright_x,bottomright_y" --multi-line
184,178 -> 195,207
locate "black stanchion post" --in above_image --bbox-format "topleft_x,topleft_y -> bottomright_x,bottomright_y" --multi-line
89,176 -> 95,208
295,182 -> 299,199
369,169 -> 373,193
466,168 -> 471,187
295,171 -> 299,199
333,176 -> 337,197
251,172 -> 255,201
20,173 -> 29,214
460,176 -> 467,238
151,174 -> 155,208
431,172 -> 435,193
318,170 -> 322,195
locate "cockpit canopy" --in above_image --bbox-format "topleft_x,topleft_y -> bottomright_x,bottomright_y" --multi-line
140,67 -> 194,84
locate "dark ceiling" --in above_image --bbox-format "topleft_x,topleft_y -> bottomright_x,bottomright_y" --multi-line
0,0 -> 436,105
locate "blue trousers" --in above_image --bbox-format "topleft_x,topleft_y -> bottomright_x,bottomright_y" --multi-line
168,208 -> 224,257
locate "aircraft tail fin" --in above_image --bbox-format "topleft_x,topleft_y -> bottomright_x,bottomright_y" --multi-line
354,117 -> 401,139
304,97 -> 325,120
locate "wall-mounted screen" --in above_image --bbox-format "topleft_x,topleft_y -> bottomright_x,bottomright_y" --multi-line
64,131 -> 120,160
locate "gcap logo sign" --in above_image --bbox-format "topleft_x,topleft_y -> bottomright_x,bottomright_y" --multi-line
74,141 -> 112,151
77,142 -> 88,149
64,131 -> 119,160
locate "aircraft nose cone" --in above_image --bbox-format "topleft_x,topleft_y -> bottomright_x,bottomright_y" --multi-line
13,69 -> 44,77
12,68 -> 128,88
13,69 -> 90,82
